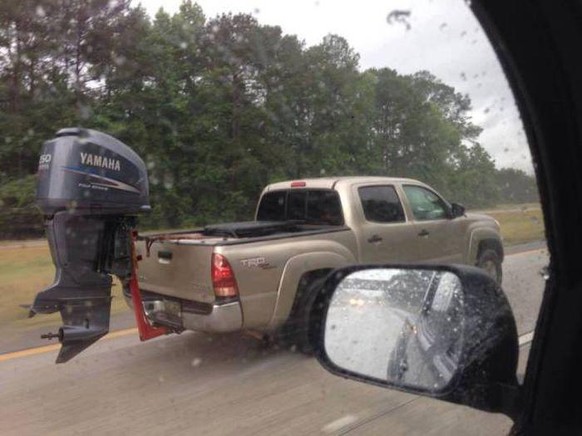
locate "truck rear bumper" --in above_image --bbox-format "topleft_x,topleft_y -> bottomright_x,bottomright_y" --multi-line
182,301 -> 242,332
123,294 -> 243,333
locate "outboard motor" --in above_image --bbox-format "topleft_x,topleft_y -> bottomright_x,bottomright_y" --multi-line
32,128 -> 151,363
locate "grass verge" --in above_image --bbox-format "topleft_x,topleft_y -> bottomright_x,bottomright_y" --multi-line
476,204 -> 545,246
0,243 -> 128,333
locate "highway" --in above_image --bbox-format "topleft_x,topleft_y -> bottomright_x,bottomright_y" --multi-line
0,246 -> 548,435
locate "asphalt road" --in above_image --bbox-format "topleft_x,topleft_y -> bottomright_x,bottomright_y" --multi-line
0,246 -> 548,436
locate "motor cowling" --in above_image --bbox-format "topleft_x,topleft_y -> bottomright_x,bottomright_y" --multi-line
32,128 -> 150,363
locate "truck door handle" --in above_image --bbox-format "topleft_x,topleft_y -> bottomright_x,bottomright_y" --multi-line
368,235 -> 383,243
418,229 -> 430,237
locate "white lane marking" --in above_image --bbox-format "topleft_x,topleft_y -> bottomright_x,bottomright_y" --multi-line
322,415 -> 359,434
0,328 -> 138,362
519,331 -> 535,346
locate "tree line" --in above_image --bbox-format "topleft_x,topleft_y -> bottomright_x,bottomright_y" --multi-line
0,0 -> 538,237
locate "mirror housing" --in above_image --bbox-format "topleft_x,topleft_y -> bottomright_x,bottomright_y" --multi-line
451,202 -> 466,218
311,264 -> 520,419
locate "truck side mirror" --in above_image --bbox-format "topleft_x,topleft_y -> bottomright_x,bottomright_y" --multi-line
311,264 -> 521,419
451,202 -> 466,218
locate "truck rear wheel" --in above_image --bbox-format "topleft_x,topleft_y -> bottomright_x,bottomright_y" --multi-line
278,276 -> 327,355
477,248 -> 503,285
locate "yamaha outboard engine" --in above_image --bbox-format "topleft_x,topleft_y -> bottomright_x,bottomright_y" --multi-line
32,128 -> 150,363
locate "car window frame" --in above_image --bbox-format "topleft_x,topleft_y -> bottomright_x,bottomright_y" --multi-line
472,1 -> 582,432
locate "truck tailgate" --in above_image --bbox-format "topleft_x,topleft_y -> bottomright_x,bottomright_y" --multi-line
135,239 -> 216,304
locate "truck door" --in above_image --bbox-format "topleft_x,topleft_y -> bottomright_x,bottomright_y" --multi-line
354,184 -> 420,263
400,184 -> 465,263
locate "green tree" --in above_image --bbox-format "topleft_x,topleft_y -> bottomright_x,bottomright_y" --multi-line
447,144 -> 500,208
0,0 -> 515,235
496,168 -> 539,204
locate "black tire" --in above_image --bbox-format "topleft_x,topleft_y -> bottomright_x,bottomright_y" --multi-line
278,276 -> 327,355
476,248 -> 503,285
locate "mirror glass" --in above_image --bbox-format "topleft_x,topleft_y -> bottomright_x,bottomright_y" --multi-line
324,268 -> 464,392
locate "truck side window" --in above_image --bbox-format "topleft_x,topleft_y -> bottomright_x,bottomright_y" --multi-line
358,186 -> 405,223
403,185 -> 449,221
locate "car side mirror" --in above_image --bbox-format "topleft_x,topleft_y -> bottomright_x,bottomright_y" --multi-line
311,264 -> 521,419
451,202 -> 466,218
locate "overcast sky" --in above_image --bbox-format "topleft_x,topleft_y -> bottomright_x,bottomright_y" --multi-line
138,0 -> 533,172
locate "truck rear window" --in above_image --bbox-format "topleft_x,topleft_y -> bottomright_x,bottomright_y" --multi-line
257,189 -> 344,226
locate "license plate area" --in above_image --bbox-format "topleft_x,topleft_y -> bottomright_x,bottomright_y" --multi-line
147,298 -> 183,329
163,299 -> 181,318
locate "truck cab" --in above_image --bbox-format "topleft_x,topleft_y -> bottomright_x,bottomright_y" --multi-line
259,177 -> 502,267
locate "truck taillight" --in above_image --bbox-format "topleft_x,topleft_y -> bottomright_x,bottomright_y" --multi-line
211,253 -> 239,298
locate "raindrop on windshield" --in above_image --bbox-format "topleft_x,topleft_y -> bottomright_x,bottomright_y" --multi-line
386,10 -> 411,31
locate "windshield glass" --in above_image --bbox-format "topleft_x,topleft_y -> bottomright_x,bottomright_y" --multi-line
0,0 -> 547,434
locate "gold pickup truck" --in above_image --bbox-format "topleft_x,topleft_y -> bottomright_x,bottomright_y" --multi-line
126,177 -> 502,351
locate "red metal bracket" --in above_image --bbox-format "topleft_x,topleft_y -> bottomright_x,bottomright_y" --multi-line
129,230 -> 168,341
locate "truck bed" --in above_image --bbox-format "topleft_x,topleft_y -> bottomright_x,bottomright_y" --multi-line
134,220 -> 350,300
139,220 -> 350,248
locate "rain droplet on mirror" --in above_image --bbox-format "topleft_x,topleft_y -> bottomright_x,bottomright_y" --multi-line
540,266 -> 550,280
